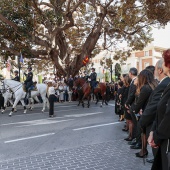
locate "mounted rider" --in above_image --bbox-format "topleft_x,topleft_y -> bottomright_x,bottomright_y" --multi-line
12,70 -> 20,82
89,68 -> 97,93
24,66 -> 33,98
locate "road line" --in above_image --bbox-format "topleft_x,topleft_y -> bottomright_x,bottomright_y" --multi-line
108,104 -> 115,106
64,112 -> 103,118
73,122 -> 120,131
0,117 -> 68,126
4,133 -> 55,143
16,119 -> 74,127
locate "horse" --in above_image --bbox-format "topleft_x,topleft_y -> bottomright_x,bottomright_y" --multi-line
1,88 -> 41,113
1,79 -> 49,116
73,78 -> 91,108
93,82 -> 108,107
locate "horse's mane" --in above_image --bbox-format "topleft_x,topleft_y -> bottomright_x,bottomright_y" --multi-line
4,79 -> 22,85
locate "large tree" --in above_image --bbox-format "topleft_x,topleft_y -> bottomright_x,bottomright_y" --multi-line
0,0 -> 166,76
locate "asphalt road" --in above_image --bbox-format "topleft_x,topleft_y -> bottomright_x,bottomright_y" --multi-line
0,100 -> 152,170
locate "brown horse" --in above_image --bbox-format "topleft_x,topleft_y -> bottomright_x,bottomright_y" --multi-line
73,78 -> 91,108
73,78 -> 108,107
93,82 -> 108,107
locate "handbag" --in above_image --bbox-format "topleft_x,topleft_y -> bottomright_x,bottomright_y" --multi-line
166,139 -> 170,169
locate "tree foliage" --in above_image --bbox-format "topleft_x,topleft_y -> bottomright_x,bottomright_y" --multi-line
0,0 -> 168,76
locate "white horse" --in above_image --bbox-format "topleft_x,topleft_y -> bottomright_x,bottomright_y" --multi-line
1,79 -> 49,116
1,89 -> 41,113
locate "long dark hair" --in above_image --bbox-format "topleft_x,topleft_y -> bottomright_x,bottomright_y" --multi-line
136,69 -> 157,94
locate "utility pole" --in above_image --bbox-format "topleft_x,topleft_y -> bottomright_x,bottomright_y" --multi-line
18,56 -> 21,82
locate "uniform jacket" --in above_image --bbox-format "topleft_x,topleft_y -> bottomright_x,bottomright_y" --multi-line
13,76 -> 20,82
24,72 -> 33,86
90,72 -> 97,82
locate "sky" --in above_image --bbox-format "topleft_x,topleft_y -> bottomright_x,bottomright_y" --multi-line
151,23 -> 170,48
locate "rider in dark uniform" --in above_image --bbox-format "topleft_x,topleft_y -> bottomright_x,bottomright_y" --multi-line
24,66 -> 33,98
12,70 -> 20,82
89,68 -> 97,93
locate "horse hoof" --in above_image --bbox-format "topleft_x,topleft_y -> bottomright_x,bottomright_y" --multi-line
24,110 -> 27,114
9,113 -> 12,116
14,110 -> 17,112
100,105 -> 102,107
42,110 -> 44,112
1,110 -> 4,114
105,103 -> 108,105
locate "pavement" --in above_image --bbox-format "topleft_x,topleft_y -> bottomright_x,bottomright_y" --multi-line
0,100 -> 152,170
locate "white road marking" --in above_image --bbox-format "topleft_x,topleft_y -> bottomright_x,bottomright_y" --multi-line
0,117 -> 70,126
108,104 -> 115,106
64,112 -> 103,118
14,108 -> 80,117
16,119 -> 74,127
4,133 -> 55,143
73,122 -> 120,131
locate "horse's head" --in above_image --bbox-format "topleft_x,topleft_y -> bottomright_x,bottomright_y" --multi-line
73,78 -> 85,89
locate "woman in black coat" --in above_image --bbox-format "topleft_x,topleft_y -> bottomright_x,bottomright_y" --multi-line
133,69 -> 157,157
148,49 -> 170,170
115,81 -> 123,116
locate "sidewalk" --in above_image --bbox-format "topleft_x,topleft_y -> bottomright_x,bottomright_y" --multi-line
0,140 -> 151,170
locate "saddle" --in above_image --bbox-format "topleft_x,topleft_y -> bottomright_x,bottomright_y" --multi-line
23,82 -> 38,92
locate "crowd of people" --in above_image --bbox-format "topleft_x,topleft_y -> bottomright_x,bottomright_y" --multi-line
115,49 -> 170,170
2,49 -> 170,169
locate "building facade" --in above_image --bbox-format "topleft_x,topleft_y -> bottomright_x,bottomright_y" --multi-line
92,44 -> 166,81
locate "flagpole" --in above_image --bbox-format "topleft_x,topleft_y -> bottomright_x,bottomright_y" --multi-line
18,55 -> 21,82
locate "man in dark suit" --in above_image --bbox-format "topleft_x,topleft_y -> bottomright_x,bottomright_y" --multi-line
124,67 -> 138,141
140,59 -> 170,163
12,70 -> 20,82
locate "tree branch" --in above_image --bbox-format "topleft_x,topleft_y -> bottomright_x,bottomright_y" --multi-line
0,13 -> 18,31
39,2 -> 54,9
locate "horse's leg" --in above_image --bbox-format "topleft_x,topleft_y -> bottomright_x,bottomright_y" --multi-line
28,98 -> 34,111
20,99 -> 27,113
81,95 -> 85,108
87,95 -> 90,108
95,93 -> 99,105
9,99 -> 17,112
105,93 -> 108,105
9,98 -> 20,116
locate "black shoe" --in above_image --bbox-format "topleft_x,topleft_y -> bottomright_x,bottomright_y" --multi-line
130,143 -> 142,149
122,128 -> 128,132
146,158 -> 154,163
128,141 -> 137,145
124,137 -> 133,141
49,115 -> 55,118
135,151 -> 148,158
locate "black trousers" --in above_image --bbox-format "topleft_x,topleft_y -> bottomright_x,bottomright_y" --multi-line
0,96 -> 4,109
49,94 -> 56,116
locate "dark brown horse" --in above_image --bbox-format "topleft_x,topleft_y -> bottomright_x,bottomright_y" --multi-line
73,78 -> 108,107
93,82 -> 108,107
73,78 -> 91,107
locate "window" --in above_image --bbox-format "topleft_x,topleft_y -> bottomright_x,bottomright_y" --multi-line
145,51 -> 149,56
